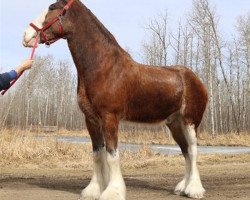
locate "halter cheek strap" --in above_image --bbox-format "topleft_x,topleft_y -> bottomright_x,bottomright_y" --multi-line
30,16 -> 64,45
30,0 -> 74,45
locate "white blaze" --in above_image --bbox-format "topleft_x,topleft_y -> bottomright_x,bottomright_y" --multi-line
23,9 -> 48,47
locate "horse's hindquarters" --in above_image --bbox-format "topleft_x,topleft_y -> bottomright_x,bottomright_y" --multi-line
180,67 -> 208,128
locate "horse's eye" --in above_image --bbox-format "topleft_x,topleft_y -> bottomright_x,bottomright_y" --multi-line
49,4 -> 56,11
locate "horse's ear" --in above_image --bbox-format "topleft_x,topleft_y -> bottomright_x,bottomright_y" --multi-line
74,0 -> 82,7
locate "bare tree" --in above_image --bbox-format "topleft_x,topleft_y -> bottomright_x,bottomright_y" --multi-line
142,11 -> 169,66
141,0 -> 250,134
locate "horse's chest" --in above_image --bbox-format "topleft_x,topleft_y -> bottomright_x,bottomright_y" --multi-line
77,91 -> 97,119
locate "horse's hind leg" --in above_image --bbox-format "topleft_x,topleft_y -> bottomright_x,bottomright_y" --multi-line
81,118 -> 109,200
167,117 -> 190,196
167,117 -> 205,199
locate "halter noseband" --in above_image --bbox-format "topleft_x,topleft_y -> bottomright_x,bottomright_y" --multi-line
30,0 -> 74,46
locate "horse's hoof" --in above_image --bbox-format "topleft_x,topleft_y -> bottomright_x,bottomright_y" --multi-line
184,180 -> 205,199
174,179 -> 187,196
79,197 -> 96,200
80,195 -> 99,200
80,183 -> 101,200
99,186 -> 126,200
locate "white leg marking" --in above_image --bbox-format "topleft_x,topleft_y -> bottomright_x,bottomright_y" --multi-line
100,150 -> 126,200
23,9 -> 48,47
80,147 -> 109,200
184,125 -> 205,199
174,155 -> 191,195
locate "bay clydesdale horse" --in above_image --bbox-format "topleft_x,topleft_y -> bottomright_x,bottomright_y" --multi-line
23,0 -> 208,199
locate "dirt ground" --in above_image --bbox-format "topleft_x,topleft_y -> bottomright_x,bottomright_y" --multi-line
1,160 -> 250,200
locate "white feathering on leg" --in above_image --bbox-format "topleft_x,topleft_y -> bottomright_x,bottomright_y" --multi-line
81,147 -> 109,200
184,125 -> 205,199
100,150 -> 126,200
175,156 -> 191,195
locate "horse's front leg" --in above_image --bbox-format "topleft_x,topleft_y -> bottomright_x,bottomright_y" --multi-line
80,118 -> 109,200
99,114 -> 126,200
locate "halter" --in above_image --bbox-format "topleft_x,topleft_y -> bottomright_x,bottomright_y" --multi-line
30,0 -> 75,46
1,0 -> 75,95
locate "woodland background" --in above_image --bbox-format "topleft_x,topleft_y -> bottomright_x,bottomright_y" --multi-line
0,0 -> 249,135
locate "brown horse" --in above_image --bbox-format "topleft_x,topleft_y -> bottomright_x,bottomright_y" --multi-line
23,0 -> 208,199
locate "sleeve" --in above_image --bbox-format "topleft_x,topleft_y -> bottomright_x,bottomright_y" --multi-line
8,70 -> 18,80
0,70 -> 17,91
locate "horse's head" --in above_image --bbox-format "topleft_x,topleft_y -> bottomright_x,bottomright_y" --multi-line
23,0 -> 76,47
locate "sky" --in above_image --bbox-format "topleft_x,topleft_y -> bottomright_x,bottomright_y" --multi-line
0,0 -> 249,71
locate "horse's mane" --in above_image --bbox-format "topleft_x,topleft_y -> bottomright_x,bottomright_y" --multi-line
79,1 -> 120,47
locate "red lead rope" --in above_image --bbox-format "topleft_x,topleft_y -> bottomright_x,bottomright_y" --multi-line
1,35 -> 40,96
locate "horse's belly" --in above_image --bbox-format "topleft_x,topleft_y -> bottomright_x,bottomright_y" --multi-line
125,88 -> 183,123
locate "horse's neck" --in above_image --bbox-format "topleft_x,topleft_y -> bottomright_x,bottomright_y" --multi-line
67,11 -> 127,81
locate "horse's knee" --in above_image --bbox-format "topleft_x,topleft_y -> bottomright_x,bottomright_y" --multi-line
101,114 -> 119,153
85,118 -> 104,151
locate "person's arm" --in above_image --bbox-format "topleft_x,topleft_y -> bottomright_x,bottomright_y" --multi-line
0,59 -> 33,91
0,72 -> 13,91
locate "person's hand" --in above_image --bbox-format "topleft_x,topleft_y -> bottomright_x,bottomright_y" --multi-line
20,59 -> 33,70
15,59 -> 34,75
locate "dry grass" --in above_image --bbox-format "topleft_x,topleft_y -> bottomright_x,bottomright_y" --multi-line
0,129 -> 89,169
56,129 -> 250,146
0,130 -> 249,171
120,131 -> 250,146
0,130 -> 166,170
197,132 -> 250,146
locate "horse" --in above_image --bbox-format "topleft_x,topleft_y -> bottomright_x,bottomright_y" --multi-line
23,0 -> 208,199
